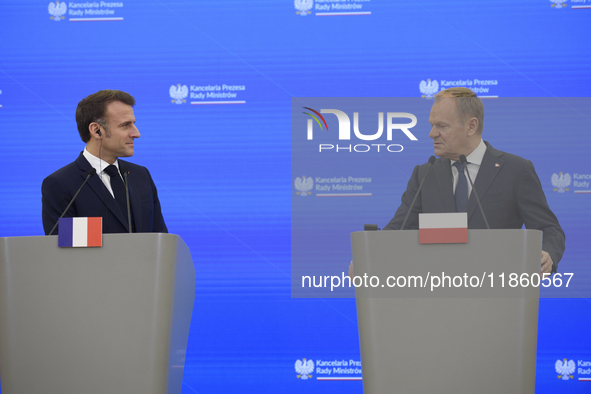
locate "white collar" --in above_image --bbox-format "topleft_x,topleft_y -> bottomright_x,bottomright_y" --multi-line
83,147 -> 119,174
450,139 -> 486,166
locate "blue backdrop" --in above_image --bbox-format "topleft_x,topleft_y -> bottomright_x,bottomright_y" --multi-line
0,1 -> 590,392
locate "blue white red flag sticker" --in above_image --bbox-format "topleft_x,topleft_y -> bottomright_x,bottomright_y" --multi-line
58,217 -> 102,248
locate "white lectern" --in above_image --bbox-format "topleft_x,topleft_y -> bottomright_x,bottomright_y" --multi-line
351,229 -> 541,394
0,233 -> 195,394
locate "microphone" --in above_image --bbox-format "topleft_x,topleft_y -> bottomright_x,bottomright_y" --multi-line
401,156 -> 436,230
48,168 -> 97,236
459,155 -> 490,230
120,166 -> 132,233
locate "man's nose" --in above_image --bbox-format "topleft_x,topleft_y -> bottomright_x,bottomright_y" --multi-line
131,125 -> 140,138
429,127 -> 437,139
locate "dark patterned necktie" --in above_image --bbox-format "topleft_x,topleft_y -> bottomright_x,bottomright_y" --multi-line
454,161 -> 468,212
104,165 -> 128,217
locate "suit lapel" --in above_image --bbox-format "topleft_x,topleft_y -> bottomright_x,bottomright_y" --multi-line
75,153 -> 129,231
433,159 -> 456,212
120,160 -> 142,232
467,143 -> 505,220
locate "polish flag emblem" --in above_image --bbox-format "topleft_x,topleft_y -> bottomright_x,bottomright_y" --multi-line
419,213 -> 468,244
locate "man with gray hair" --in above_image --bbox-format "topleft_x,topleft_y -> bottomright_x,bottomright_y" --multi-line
383,87 -> 564,273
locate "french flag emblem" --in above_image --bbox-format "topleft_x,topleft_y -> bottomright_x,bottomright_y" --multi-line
58,217 -> 102,248
419,213 -> 468,244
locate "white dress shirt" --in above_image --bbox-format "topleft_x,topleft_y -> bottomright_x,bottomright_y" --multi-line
450,139 -> 486,197
83,148 -> 122,199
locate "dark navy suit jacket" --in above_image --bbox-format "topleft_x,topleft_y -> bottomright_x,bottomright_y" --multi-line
42,153 -> 168,234
384,142 -> 565,269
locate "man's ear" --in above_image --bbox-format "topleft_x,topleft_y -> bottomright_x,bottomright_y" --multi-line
89,122 -> 102,139
466,117 -> 479,136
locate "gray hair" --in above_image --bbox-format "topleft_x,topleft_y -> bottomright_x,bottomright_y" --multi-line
435,87 -> 484,134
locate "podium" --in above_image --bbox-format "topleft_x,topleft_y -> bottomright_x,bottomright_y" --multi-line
351,229 -> 542,394
0,233 -> 195,394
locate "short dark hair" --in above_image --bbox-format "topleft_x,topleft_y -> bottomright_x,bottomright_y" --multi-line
76,90 -> 135,142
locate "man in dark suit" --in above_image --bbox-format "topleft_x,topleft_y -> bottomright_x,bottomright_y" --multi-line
383,88 -> 564,273
42,90 -> 167,234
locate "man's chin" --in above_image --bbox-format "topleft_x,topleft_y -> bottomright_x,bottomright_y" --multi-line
433,149 -> 455,160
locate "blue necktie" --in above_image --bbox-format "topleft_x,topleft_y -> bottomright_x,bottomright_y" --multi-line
454,161 -> 468,212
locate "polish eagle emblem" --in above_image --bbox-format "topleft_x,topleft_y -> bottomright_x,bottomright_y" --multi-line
295,0 -> 313,16
295,176 -> 313,196
169,84 -> 189,104
551,172 -> 571,193
555,358 -> 575,380
419,79 -> 439,98
550,0 -> 567,8
48,1 -> 67,21
295,358 -> 314,379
